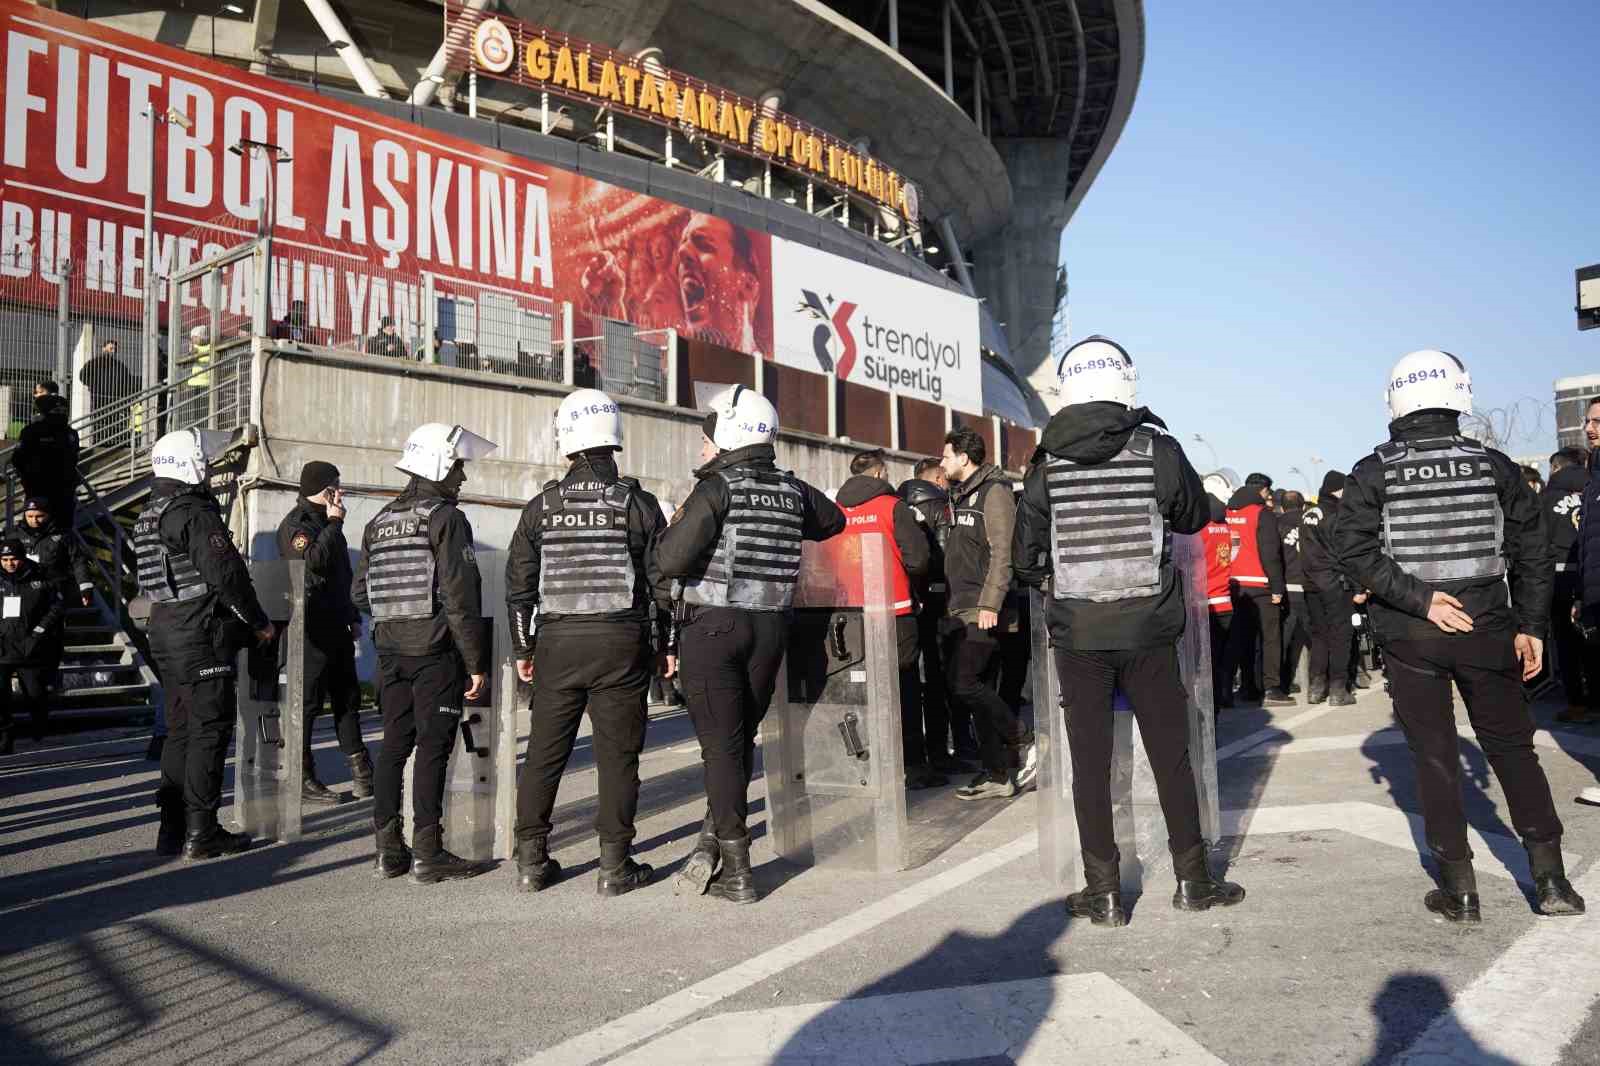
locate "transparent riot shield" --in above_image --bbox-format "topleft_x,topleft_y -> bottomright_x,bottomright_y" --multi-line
234,559 -> 306,843
1035,532 -> 1221,891
763,532 -> 909,872
402,549 -> 516,860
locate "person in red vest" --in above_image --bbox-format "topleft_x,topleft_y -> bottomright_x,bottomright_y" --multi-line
835,448 -> 940,789
1200,477 -> 1239,711
1225,473 -> 1293,705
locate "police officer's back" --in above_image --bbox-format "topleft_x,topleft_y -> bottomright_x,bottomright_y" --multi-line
13,393 -> 80,520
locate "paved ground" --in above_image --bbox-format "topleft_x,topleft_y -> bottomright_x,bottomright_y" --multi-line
5,678 -> 1600,1065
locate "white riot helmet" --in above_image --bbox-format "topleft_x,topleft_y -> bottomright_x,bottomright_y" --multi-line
1386,350 -> 1472,419
706,384 -> 778,451
151,428 -> 234,485
1202,471 -> 1234,501
554,388 -> 623,457
1055,335 -> 1138,407
396,422 -> 498,482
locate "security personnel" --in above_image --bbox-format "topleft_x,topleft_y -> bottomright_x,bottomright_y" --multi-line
900,461 -> 971,769
353,422 -> 497,885
1199,483 -> 1237,710
277,461 -> 373,804
1014,336 -> 1243,926
654,386 -> 845,904
1542,447 -> 1595,721
506,389 -> 672,896
15,497 -> 93,609
837,448 -> 937,788
1301,471 -> 1357,706
0,538 -> 63,754
1279,490 -> 1311,690
12,391 -> 80,522
138,429 -> 274,859
1336,349 -> 1583,921
177,325 -> 214,426
1225,474 -> 1292,704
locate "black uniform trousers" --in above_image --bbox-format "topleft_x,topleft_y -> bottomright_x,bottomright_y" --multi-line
943,620 -> 1032,778
1385,630 -> 1562,862
895,615 -> 928,767
1306,587 -> 1355,696
1281,591 -> 1311,689
1551,573 -> 1600,708
1054,644 -> 1204,862
1208,612 -> 1234,707
302,630 -> 364,762
1227,587 -> 1282,694
917,599 -> 971,758
680,607 -> 788,841
157,674 -> 237,817
0,666 -> 50,738
373,651 -> 465,832
515,621 -> 651,847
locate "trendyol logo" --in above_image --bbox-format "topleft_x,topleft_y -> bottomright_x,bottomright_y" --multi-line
799,290 -> 858,378
795,289 -> 961,404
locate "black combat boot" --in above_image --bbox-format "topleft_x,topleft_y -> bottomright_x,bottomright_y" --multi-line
302,755 -> 342,806
373,816 -> 412,880
1424,853 -> 1481,922
514,836 -> 560,893
348,748 -> 375,800
705,836 -> 758,904
182,810 -> 252,860
1065,849 -> 1126,927
409,823 -> 494,885
155,789 -> 186,857
597,842 -> 654,897
1171,841 -> 1246,911
673,813 -> 721,897
1526,839 -> 1585,916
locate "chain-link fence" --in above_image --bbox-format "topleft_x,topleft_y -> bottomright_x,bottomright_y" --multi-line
574,323 -> 676,403
424,272 -> 564,382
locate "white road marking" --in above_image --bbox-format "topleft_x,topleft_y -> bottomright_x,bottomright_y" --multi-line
1393,859 -> 1600,1066
1227,725 -> 1600,760
1214,703 -> 1346,760
606,975 -> 1225,1065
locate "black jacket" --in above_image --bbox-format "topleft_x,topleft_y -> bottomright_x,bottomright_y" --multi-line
1299,495 -> 1347,594
504,453 -> 672,656
1335,411 -> 1551,643
653,443 -> 846,597
1280,506 -> 1307,591
1014,403 -> 1209,651
145,479 -> 270,683
13,399 -> 79,501
836,475 -> 930,581
13,519 -> 93,605
276,498 -> 360,641
898,477 -> 950,599
1227,486 -> 1287,597
0,560 -> 63,666
1540,464 -> 1587,575
353,479 -> 488,671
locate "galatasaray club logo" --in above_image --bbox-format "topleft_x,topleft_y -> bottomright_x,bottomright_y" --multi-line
797,289 -> 857,378
472,19 -> 515,73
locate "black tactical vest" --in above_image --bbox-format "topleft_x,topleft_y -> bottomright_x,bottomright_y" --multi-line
1377,436 -> 1505,582
680,470 -> 805,611
537,477 -> 637,615
1046,427 -> 1166,602
134,496 -> 209,603
365,498 -> 447,621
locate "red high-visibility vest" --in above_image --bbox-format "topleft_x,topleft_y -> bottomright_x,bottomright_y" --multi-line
837,495 -> 915,615
1201,519 -> 1236,614
1225,505 -> 1267,587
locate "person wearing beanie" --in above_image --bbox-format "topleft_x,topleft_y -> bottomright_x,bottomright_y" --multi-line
0,536 -> 64,752
1225,470 -> 1292,705
13,389 -> 80,523
277,460 -> 374,805
1300,470 -> 1357,705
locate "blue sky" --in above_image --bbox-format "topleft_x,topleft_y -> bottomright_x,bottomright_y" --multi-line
1059,0 -> 1599,491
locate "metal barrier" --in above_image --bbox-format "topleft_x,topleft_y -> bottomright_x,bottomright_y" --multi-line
235,559 -> 307,843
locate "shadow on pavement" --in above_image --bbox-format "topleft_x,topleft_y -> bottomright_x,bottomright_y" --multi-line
1364,972 -> 1515,1065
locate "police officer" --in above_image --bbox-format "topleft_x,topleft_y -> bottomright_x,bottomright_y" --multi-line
138,429 -> 275,858
654,386 -> 845,904
1014,336 -> 1243,926
277,461 -> 373,804
0,538 -> 63,754
354,422 -> 497,885
1541,447 -> 1595,721
506,389 -> 672,896
1301,471 -> 1357,706
900,459 -> 972,771
15,497 -> 93,610
13,390 -> 80,523
1335,350 -> 1583,921
1279,490 -> 1311,690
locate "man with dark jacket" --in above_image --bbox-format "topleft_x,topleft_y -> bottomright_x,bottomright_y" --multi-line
837,449 -> 939,788
900,459 -> 973,769
277,461 -> 373,804
79,338 -> 138,446
1300,471 -> 1357,705
353,422 -> 497,886
16,497 -> 93,609
505,389 -> 672,897
1542,447 -> 1595,721
1014,336 -> 1243,925
12,392 -> 79,522
654,385 -> 845,904
138,429 -> 275,859
1336,349 -> 1581,922
1279,490 -> 1311,691
941,426 -> 1036,801
1225,474 -> 1292,704
0,538 -> 64,753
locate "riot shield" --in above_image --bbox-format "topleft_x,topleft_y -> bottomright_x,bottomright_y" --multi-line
234,559 -> 306,843
402,549 -> 516,860
762,532 -> 909,872
1035,532 -> 1220,891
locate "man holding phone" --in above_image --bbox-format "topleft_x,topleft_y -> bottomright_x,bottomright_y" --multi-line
278,461 -> 374,804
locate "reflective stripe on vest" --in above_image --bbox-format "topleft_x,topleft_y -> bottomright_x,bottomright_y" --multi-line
1379,437 -> 1504,582
537,480 -> 636,615
365,499 -> 445,621
837,494 -> 915,614
134,495 -> 209,603
681,471 -> 805,611
1047,428 -> 1165,602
